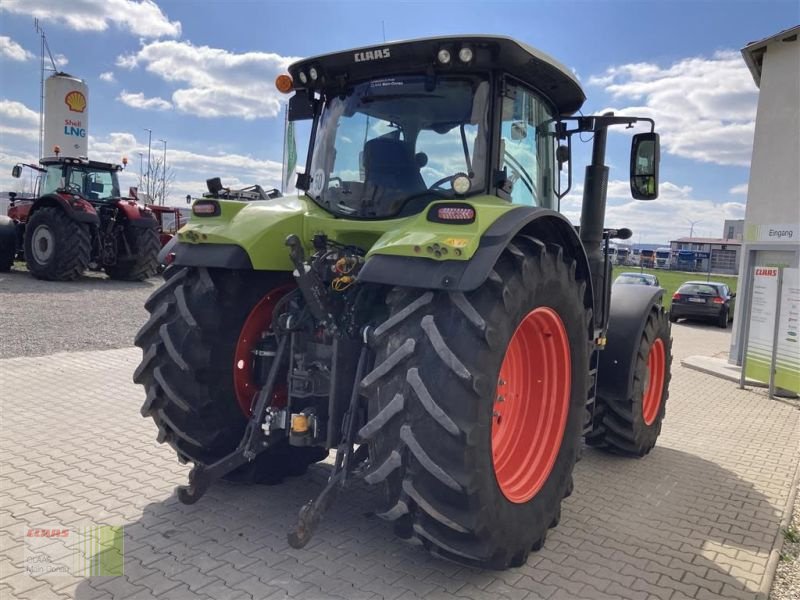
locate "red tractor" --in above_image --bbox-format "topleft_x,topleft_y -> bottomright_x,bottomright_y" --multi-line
0,157 -> 160,281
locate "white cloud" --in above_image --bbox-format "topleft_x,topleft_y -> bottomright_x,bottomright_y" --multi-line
118,90 -> 172,111
0,0 -> 180,38
0,100 -> 40,127
729,183 -> 748,195
116,40 -> 300,119
99,71 -> 116,83
0,35 -> 33,61
589,50 -> 758,166
87,132 -> 283,201
53,53 -> 68,68
560,179 -> 745,243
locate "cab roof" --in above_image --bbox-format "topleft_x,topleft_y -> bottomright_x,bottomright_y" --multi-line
40,156 -> 122,171
289,35 -> 586,115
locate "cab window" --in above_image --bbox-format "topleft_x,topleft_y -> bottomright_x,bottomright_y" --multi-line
40,166 -> 63,195
499,81 -> 555,208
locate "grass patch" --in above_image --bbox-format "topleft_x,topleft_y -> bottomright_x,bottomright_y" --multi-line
611,266 -> 739,309
782,526 -> 800,544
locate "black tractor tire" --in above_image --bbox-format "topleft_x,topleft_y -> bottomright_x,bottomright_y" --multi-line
360,237 -> 590,569
0,217 -> 15,272
24,207 -> 91,281
105,225 -> 161,281
586,307 -> 672,457
133,266 -> 328,483
716,308 -> 729,329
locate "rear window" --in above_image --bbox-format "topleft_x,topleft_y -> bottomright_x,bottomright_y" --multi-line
678,283 -> 718,295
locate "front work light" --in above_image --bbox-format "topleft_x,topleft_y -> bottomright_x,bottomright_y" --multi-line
437,48 -> 451,64
458,47 -> 473,63
309,67 -> 319,81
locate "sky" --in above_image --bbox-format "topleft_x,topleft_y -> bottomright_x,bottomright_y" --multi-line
0,0 -> 797,243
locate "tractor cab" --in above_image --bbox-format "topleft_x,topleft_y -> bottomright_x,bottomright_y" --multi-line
285,35 -> 658,221
37,157 -> 123,204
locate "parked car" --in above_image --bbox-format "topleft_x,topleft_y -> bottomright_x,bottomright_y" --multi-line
670,281 -> 736,328
614,272 -> 661,287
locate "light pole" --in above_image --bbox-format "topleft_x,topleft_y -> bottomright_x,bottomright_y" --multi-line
158,139 -> 167,205
138,152 -> 143,189
144,128 -> 152,198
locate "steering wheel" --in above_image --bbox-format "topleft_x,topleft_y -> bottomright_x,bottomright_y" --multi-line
428,175 -> 454,192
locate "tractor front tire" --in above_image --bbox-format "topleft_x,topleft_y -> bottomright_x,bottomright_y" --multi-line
361,237 -> 590,569
24,207 -> 91,281
105,224 -> 161,281
586,307 -> 672,456
134,266 -> 327,483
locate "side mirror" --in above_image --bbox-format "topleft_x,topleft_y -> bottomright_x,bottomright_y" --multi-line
186,194 -> 191,204
730,292 -> 736,299
288,90 -> 316,122
630,132 -> 660,200
11,165 -> 21,178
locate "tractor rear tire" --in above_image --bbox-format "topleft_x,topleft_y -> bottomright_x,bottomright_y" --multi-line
0,216 -> 15,272
586,307 -> 672,456
134,266 -> 328,483
360,237 -> 590,569
24,207 -> 91,281
105,225 -> 161,281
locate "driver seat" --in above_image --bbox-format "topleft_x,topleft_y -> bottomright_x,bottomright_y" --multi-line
363,137 -> 426,195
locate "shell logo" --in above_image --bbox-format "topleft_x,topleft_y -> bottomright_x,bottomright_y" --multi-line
65,90 -> 86,113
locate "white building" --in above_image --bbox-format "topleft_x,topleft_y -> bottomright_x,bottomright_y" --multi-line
730,26 -> 800,364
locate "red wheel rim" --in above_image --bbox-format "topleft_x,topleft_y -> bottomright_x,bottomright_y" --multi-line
233,284 -> 294,416
642,338 -> 666,426
492,307 -> 571,504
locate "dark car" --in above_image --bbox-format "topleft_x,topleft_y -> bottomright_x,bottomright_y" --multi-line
670,281 -> 736,328
614,272 -> 661,287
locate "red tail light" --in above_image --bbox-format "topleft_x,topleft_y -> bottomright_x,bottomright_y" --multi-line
427,203 -> 476,224
192,200 -> 220,217
712,297 -> 724,304
672,293 -> 681,301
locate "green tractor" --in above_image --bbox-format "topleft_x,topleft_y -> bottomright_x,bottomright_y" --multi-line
134,35 -> 671,569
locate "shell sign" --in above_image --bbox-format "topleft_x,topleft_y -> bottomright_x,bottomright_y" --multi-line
65,90 -> 86,113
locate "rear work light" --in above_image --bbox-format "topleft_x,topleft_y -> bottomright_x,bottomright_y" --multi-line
427,203 -> 476,224
192,200 -> 220,217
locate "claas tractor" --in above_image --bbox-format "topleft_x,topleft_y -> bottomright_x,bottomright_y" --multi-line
134,35 -> 671,569
1,156 -> 160,281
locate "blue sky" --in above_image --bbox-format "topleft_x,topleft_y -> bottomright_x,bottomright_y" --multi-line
0,0 -> 797,243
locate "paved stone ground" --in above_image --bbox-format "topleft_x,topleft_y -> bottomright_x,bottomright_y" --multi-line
1,323 -> 799,600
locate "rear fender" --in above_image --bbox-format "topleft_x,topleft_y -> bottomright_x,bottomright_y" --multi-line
30,194 -> 99,225
596,285 -> 666,402
116,200 -> 158,228
359,206 -> 593,306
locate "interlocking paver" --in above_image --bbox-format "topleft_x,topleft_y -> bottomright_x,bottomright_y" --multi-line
1,323 -> 798,599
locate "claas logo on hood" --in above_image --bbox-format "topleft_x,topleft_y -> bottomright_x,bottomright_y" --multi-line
65,90 -> 86,113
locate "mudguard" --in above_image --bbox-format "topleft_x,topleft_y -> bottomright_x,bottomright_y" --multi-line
596,284 -> 666,401
117,200 -> 158,228
30,194 -> 99,225
358,206 -> 592,296
172,242 -> 252,269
